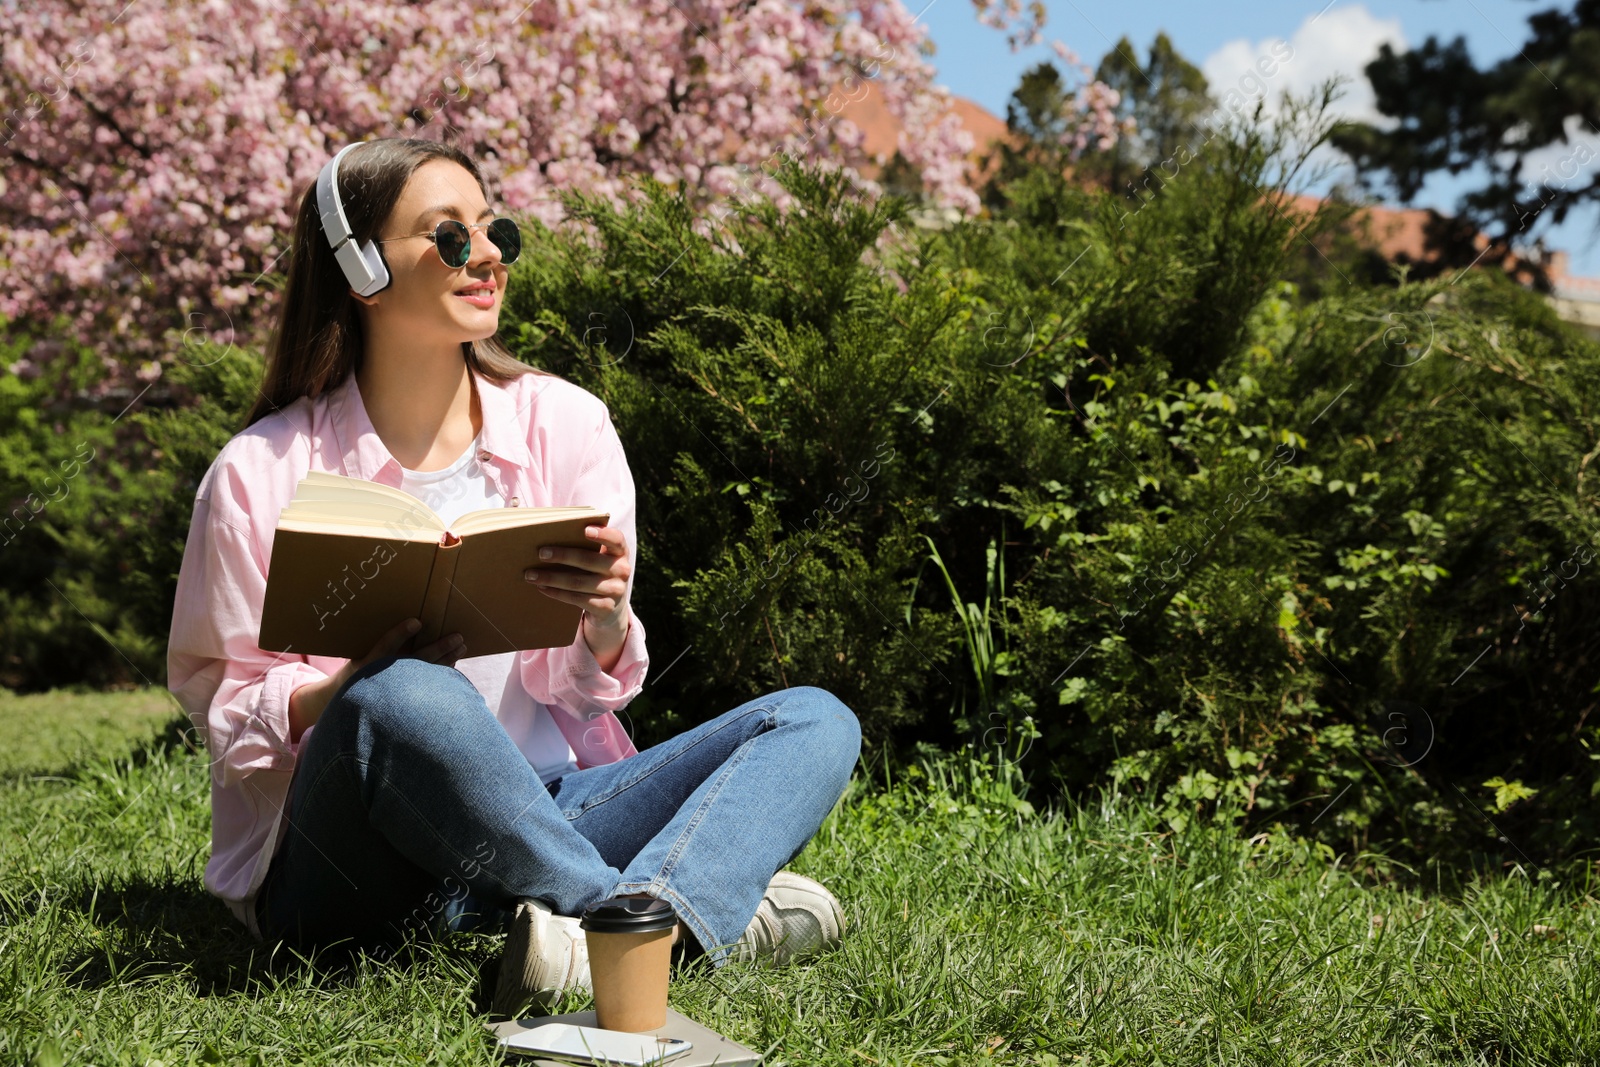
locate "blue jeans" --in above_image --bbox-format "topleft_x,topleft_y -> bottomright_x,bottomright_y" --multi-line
254,654 -> 862,968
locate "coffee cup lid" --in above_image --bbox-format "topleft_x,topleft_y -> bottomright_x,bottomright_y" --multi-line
580,896 -> 679,934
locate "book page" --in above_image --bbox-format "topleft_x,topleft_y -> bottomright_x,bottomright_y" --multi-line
293,471 -> 447,528
276,513 -> 444,542
449,505 -> 606,537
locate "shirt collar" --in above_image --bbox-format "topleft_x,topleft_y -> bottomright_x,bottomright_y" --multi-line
328,365 -> 533,485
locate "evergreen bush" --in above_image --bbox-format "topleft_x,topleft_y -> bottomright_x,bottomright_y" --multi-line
5,94 -> 1598,867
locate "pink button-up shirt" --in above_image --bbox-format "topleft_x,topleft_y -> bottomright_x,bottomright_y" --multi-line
166,365 -> 646,938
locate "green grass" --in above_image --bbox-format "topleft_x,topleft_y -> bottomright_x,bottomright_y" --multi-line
3,689 -> 1599,1065
0,685 -> 177,778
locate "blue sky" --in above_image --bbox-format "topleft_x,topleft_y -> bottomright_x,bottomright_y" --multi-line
916,0 -> 1600,276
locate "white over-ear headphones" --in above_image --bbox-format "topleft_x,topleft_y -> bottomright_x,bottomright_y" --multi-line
316,142 -> 392,297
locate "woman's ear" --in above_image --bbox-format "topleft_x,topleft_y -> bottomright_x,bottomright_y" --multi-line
348,243 -> 395,305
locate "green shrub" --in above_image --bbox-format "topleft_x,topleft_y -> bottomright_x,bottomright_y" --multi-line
0,318 -> 258,690
4,93 -> 1598,868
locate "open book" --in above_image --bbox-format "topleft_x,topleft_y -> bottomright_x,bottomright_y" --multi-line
257,471 -> 609,660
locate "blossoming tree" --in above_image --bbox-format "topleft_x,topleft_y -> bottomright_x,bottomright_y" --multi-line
0,0 -> 1120,401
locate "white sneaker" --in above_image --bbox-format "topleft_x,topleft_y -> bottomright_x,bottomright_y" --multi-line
491,897 -> 592,1019
728,871 -> 846,967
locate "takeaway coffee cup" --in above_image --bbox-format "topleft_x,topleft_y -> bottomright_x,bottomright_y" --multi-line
580,896 -> 678,1031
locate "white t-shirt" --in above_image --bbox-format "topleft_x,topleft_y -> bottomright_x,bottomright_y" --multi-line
397,431 -> 580,784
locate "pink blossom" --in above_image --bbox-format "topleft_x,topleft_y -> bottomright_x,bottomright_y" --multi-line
1,0 -> 1121,401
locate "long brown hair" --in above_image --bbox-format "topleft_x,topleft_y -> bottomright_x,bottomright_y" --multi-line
242,137 -> 550,430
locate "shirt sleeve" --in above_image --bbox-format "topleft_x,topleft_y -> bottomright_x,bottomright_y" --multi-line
167,491 -> 332,789
518,405 -> 650,721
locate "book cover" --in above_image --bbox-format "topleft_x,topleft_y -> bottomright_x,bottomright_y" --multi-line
257,471 -> 608,660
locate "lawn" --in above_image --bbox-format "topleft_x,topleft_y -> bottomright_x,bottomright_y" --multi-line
2,688 -> 1597,1066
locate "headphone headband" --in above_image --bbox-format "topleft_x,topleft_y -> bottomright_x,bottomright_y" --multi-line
315,142 -> 391,297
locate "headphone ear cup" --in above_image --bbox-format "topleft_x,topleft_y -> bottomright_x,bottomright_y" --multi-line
355,238 -> 392,296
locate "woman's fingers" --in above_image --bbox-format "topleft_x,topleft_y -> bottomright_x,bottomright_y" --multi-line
421,632 -> 467,664
389,617 -> 423,648
587,524 -> 626,557
353,617 -> 422,670
533,580 -> 627,611
372,618 -> 465,666
526,525 -> 628,579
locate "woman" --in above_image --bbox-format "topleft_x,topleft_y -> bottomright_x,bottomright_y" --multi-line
166,137 -> 862,1018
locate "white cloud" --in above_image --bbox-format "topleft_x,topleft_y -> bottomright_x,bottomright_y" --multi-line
1201,4 -> 1407,127
1512,115 -> 1600,195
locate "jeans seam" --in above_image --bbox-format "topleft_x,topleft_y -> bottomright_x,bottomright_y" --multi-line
288,751 -> 371,874
657,736 -> 755,880
623,729 -> 762,960
260,751 -> 368,940
611,879 -> 725,962
573,703 -> 777,815
354,756 -> 539,901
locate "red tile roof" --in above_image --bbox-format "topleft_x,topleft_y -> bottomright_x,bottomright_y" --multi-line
837,87 -> 1598,301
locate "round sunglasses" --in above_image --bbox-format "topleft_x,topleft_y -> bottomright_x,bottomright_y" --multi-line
377,216 -> 522,269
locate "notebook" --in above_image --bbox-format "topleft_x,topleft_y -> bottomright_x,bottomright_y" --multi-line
486,1007 -> 765,1066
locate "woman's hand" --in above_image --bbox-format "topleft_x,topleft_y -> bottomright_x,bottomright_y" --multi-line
287,617 -> 466,744
524,524 -> 633,672
523,524 -> 632,631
